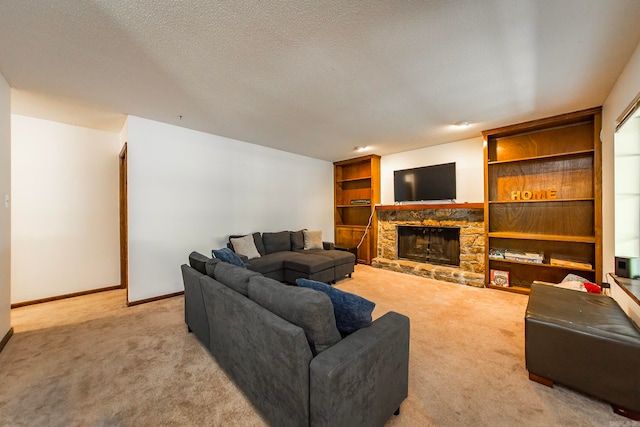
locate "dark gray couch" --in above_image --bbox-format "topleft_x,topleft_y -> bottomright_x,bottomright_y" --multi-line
182,251 -> 410,427
228,230 -> 356,284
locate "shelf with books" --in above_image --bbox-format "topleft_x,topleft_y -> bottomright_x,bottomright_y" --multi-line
483,107 -> 602,292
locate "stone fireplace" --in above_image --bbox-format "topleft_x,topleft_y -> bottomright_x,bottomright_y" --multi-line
397,225 -> 460,266
373,204 -> 485,287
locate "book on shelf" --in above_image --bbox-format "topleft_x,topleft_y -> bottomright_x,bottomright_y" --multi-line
549,256 -> 592,270
349,199 -> 371,205
488,248 -> 505,259
504,250 -> 544,264
490,269 -> 510,287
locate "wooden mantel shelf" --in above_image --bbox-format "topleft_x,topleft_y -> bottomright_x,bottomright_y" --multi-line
376,203 -> 484,211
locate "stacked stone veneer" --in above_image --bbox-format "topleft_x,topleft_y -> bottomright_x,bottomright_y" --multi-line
373,207 -> 485,287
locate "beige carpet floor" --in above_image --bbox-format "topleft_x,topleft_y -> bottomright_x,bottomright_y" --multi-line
1,265 -> 638,426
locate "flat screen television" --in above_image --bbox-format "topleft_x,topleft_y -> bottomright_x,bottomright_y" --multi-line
394,162 -> 456,202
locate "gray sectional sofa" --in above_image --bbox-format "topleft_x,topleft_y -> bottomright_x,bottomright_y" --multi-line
181,251 -> 410,427
227,230 -> 356,284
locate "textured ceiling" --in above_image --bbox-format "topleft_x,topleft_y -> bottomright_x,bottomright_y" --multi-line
1,0 -> 640,161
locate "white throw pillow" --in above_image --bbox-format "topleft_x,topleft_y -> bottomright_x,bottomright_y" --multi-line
303,230 -> 323,250
230,234 -> 261,260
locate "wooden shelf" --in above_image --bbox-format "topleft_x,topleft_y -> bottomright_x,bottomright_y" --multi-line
488,232 -> 595,243
488,198 -> 594,204
483,107 -> 603,291
334,155 -> 380,265
336,176 -> 372,183
487,149 -> 594,165
489,258 -> 595,272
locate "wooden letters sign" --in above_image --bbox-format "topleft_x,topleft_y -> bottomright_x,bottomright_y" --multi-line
511,189 -> 557,201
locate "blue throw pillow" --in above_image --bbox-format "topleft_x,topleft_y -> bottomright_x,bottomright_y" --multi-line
296,278 -> 375,335
212,248 -> 246,268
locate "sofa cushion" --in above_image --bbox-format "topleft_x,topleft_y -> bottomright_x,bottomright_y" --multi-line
214,262 -> 261,296
300,249 -> 356,266
284,253 -> 334,274
230,234 -> 261,260
188,251 -> 210,274
296,278 -> 375,336
290,230 -> 305,251
263,231 -> 291,254
246,252 -> 292,274
204,258 -> 221,278
212,248 -> 246,268
248,275 -> 341,355
303,230 -> 323,250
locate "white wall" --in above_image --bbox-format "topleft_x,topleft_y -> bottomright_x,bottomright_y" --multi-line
380,137 -> 484,205
126,116 -> 334,302
11,115 -> 121,304
0,73 -> 11,339
603,38 -> 640,282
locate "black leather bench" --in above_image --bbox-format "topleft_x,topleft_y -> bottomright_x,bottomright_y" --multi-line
525,283 -> 640,420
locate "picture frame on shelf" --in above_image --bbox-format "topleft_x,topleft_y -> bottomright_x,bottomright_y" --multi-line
490,269 -> 510,287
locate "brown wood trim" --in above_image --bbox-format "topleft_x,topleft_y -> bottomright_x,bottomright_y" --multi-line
376,203 -> 484,211
610,274 -> 640,307
127,291 -> 184,307
10,285 -> 122,309
612,405 -> 640,421
119,143 -> 128,292
482,107 -> 602,139
615,90 -> 640,132
528,372 -> 554,387
0,327 -> 13,354
487,283 -> 531,295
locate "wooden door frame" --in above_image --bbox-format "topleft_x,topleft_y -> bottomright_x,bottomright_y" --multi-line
119,143 -> 128,298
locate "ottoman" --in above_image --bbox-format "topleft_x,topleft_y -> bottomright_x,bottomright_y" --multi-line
283,253 -> 334,284
300,249 -> 356,282
525,283 -> 640,420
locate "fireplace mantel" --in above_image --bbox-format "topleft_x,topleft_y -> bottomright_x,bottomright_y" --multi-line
376,203 -> 484,211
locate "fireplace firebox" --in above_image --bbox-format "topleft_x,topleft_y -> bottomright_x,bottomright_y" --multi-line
397,226 -> 460,266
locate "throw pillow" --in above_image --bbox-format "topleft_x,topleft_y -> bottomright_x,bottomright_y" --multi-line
247,275 -> 341,355
212,248 -> 246,268
230,234 -> 261,260
290,230 -> 305,251
296,278 -> 375,336
303,230 -> 323,250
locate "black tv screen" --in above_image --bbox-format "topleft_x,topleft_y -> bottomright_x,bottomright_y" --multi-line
394,162 -> 456,202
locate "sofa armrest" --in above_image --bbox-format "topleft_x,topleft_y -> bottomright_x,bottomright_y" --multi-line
323,241 -> 335,250
309,311 -> 409,427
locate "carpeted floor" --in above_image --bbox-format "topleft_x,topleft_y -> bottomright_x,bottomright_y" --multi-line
1,265 -> 638,426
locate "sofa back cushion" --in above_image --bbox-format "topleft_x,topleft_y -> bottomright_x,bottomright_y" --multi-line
247,276 -> 341,355
214,262 -> 261,296
290,230 -> 305,251
204,258 -> 221,278
188,251 -> 211,275
263,231 -> 291,254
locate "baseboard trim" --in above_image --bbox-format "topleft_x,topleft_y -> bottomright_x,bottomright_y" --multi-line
127,291 -> 184,307
0,327 -> 14,354
10,285 -> 123,309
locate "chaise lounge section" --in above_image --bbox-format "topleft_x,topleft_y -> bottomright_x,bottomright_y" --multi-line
227,230 -> 356,284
